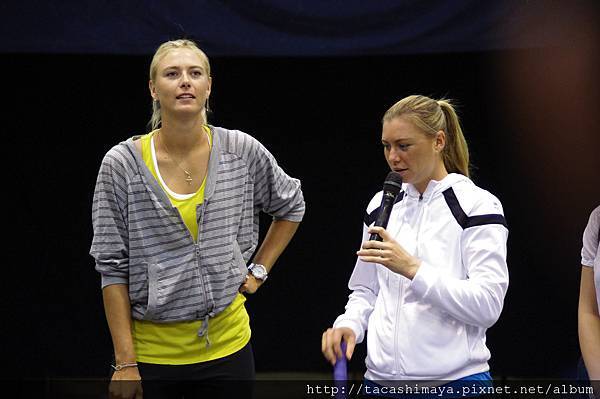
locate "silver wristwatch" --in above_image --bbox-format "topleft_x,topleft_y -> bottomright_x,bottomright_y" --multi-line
248,263 -> 268,282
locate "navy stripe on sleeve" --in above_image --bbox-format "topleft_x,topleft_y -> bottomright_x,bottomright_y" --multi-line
442,188 -> 507,229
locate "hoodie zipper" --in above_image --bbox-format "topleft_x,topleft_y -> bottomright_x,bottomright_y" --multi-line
393,276 -> 406,375
195,200 -> 211,318
392,199 -> 409,375
415,193 -> 426,256
394,193 -> 426,375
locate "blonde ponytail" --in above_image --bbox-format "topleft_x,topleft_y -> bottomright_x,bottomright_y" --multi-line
437,100 -> 470,177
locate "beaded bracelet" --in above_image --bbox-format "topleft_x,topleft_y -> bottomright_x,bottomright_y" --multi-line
111,362 -> 138,371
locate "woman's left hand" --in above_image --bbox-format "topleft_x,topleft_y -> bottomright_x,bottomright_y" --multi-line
239,274 -> 263,294
357,226 -> 421,280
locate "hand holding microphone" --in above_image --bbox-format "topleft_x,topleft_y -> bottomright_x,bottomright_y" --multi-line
368,171 -> 403,241
359,172 -> 421,279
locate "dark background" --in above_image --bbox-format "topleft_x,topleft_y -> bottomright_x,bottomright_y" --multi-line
2,0 -> 599,383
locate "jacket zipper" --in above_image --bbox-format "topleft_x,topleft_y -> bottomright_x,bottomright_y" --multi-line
195,200 -> 211,317
394,194 -> 425,375
394,276 -> 406,375
415,194 -> 425,254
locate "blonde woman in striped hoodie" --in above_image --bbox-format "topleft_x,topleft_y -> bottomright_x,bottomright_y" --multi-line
91,39 -> 305,399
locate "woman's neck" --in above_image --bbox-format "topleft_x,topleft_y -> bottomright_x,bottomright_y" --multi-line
415,162 -> 448,194
158,116 -> 207,153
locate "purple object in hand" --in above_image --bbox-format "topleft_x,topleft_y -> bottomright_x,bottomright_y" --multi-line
333,341 -> 347,381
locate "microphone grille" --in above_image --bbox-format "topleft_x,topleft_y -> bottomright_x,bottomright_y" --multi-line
383,171 -> 403,194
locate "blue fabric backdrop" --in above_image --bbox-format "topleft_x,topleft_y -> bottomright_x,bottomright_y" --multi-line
0,0 -> 567,55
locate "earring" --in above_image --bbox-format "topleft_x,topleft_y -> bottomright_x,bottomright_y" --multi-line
205,97 -> 211,114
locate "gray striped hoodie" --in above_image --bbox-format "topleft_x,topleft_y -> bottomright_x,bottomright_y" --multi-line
90,126 -> 305,331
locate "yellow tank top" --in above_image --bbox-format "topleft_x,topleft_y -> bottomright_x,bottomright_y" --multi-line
132,127 -> 251,365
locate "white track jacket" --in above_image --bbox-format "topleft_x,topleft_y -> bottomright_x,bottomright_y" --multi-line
334,173 -> 509,381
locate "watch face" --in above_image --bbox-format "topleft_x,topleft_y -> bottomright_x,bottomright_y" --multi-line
251,264 -> 267,279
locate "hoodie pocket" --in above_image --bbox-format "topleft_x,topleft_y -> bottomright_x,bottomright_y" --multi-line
143,262 -> 160,319
231,241 -> 248,280
127,261 -> 160,320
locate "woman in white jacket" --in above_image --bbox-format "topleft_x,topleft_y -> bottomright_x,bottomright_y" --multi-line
322,95 -> 509,396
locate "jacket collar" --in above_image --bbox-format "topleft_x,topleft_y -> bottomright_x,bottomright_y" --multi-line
403,173 -> 470,202
203,124 -> 221,201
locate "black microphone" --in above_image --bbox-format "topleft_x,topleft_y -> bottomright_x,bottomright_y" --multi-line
369,172 -> 403,241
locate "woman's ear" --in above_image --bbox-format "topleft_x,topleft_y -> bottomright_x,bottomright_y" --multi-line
149,80 -> 157,100
435,130 -> 446,152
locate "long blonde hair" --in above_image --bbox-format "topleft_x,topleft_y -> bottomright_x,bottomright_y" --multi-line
148,39 -> 211,130
382,95 -> 470,177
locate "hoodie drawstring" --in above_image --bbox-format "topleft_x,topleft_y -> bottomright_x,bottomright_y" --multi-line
197,315 -> 211,347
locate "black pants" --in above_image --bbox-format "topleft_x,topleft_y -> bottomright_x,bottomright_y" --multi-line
137,342 -> 255,399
